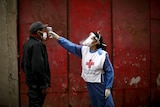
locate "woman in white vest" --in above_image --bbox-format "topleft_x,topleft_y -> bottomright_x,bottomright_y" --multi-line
49,30 -> 114,107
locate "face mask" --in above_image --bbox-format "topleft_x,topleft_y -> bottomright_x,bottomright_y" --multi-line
81,32 -> 96,47
39,31 -> 47,40
42,32 -> 47,40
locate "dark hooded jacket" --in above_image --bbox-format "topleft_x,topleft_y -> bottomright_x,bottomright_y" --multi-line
21,36 -> 50,89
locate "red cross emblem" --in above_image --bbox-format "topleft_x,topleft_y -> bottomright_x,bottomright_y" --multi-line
86,59 -> 94,69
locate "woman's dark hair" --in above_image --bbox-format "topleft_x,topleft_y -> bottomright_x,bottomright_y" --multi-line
93,32 -> 107,50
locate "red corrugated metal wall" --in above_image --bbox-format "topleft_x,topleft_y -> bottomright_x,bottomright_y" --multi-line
150,0 -> 160,106
68,0 -> 111,106
18,0 -> 160,107
112,0 -> 150,107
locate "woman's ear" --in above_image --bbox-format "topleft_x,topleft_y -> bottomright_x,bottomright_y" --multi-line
92,40 -> 99,46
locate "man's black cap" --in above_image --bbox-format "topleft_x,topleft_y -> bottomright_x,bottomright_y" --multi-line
29,21 -> 48,34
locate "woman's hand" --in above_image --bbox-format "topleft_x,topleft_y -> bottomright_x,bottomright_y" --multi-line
105,89 -> 111,99
48,31 -> 60,40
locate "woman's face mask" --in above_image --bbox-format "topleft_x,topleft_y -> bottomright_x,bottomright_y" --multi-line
81,32 -> 96,47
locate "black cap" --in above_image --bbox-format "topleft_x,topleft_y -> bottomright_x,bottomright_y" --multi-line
29,21 -> 48,34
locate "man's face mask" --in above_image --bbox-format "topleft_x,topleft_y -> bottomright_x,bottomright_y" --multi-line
81,32 -> 97,47
39,31 -> 47,40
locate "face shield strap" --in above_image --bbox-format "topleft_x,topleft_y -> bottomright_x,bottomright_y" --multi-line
102,43 -> 107,47
93,32 -> 101,44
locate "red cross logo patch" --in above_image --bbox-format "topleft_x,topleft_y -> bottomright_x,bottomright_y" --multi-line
86,59 -> 94,69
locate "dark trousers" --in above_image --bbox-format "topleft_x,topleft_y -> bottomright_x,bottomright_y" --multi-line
86,82 -> 114,107
27,88 -> 46,107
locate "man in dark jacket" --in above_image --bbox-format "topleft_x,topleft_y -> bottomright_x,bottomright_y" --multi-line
21,21 -> 50,107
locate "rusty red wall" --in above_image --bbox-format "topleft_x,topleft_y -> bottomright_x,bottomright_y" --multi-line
150,0 -> 160,106
68,0 -> 111,106
112,0 -> 150,106
18,0 -> 160,107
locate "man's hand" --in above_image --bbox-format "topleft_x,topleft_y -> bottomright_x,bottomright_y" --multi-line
105,89 -> 111,99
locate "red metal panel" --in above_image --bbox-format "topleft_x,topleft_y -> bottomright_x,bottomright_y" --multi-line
151,20 -> 160,106
19,0 -> 68,106
112,89 -> 150,107
69,92 -> 91,107
43,93 -> 68,107
151,0 -> 160,19
113,0 -> 150,106
69,0 -> 111,106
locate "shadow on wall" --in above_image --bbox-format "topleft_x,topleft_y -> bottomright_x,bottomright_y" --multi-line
0,104 -> 8,107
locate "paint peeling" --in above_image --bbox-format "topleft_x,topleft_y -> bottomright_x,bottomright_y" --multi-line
156,73 -> 160,86
124,77 -> 128,84
142,55 -> 146,62
132,63 -> 140,67
62,83 -> 67,89
135,54 -> 146,62
127,53 -> 130,56
129,76 -> 141,86
123,61 -> 127,64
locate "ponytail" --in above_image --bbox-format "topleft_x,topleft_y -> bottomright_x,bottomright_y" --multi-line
93,32 -> 107,50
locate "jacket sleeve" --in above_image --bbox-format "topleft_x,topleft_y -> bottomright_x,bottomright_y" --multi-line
31,44 -> 49,88
103,53 -> 114,89
21,45 -> 30,75
58,37 -> 82,58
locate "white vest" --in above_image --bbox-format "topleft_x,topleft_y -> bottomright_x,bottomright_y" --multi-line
81,46 -> 106,83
